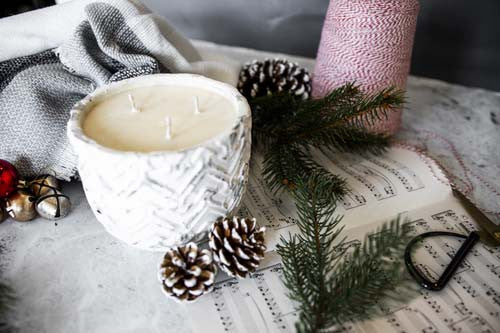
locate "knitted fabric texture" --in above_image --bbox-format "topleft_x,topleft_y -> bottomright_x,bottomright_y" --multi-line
0,0 -> 238,180
312,0 -> 419,134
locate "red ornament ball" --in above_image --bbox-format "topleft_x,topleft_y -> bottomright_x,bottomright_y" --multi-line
0,159 -> 19,198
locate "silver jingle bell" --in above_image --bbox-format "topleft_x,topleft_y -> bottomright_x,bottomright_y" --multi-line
35,190 -> 71,220
5,189 -> 37,222
30,175 -> 60,197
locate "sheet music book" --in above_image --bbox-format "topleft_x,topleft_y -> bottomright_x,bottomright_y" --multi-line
189,146 -> 500,332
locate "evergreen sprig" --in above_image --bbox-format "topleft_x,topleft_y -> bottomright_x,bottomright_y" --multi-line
251,83 -> 405,195
276,176 -> 412,332
248,82 -> 409,332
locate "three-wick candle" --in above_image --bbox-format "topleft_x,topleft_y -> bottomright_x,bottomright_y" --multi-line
68,74 -> 251,251
83,85 -> 237,152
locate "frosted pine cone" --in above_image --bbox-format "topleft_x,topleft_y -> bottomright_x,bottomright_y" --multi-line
238,58 -> 311,101
159,242 -> 216,302
209,216 -> 266,278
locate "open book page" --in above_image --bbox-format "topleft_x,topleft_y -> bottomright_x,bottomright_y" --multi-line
189,197 -> 500,333
242,146 -> 452,250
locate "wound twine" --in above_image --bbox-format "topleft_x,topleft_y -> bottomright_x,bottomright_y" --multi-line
312,0 -> 420,134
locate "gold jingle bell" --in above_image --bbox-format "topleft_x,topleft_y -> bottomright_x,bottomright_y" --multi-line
5,189 -> 37,222
29,175 -> 60,197
35,190 -> 71,220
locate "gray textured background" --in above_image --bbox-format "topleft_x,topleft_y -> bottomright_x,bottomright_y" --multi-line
142,0 -> 500,92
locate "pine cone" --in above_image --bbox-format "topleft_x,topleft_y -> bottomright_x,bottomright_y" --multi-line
237,58 -> 311,101
159,242 -> 216,302
209,216 -> 266,278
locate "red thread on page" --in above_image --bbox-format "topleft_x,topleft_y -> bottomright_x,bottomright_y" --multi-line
396,137 -> 500,217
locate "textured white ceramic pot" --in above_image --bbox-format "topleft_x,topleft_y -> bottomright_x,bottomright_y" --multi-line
67,74 -> 251,251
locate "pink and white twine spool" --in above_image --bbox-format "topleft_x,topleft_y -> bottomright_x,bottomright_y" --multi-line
312,0 -> 420,134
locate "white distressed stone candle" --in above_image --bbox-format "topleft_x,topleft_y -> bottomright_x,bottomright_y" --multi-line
68,74 -> 251,251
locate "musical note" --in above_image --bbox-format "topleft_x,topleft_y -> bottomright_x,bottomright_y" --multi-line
367,155 -> 425,192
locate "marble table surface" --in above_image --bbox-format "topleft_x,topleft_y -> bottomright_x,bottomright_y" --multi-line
1,42 -> 499,333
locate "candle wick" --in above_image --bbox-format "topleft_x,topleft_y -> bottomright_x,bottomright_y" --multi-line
128,94 -> 140,113
165,116 -> 172,141
194,96 -> 200,115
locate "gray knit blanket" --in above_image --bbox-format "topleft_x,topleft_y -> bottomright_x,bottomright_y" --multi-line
0,0 -> 238,180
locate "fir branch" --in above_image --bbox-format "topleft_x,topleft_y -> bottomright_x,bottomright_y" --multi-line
252,84 -> 405,143
252,83 -> 405,195
249,82 -> 410,332
276,175 -> 413,332
277,175 -> 345,332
